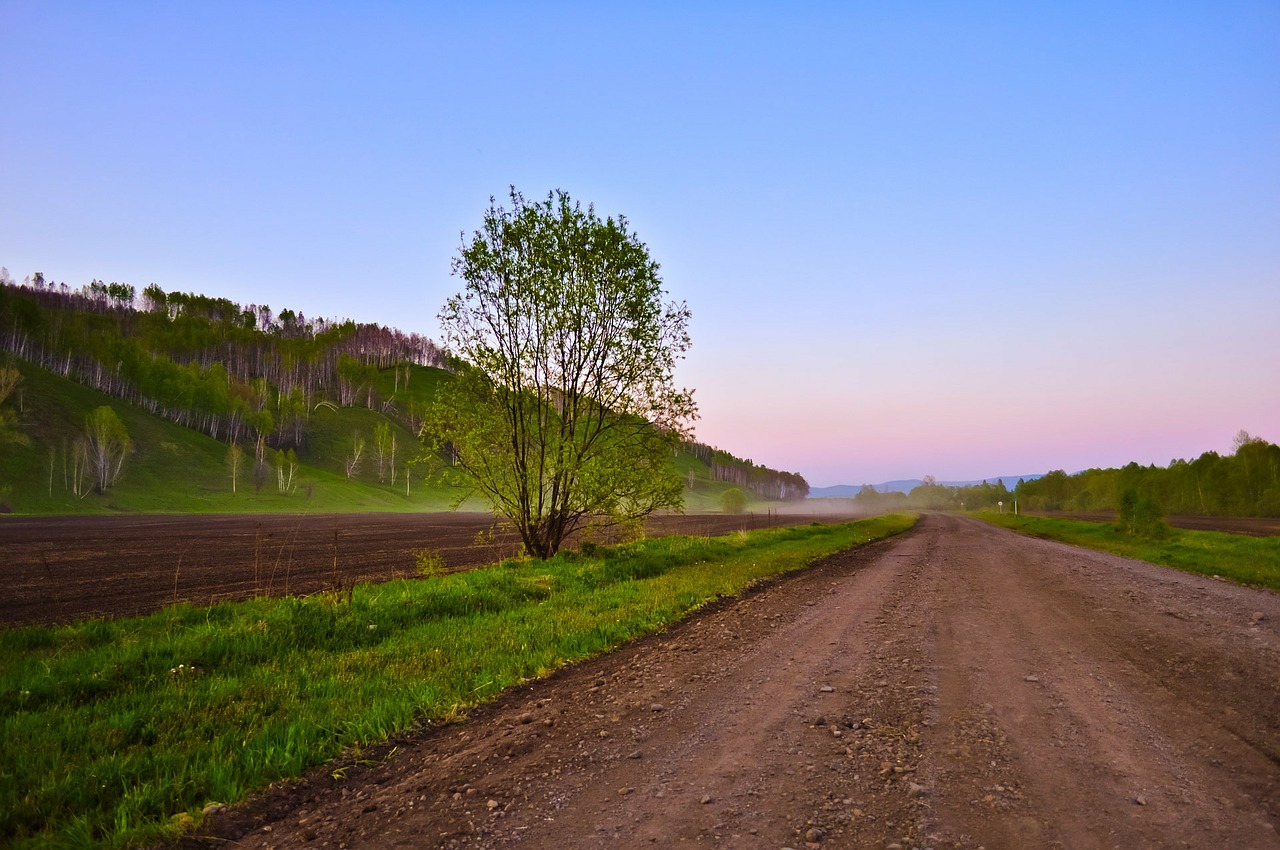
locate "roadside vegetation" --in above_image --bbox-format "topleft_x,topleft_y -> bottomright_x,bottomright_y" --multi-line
978,512 -> 1280,590
0,514 -> 915,849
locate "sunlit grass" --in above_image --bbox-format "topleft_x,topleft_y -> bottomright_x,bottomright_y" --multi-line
977,512 -> 1280,590
0,513 -> 916,848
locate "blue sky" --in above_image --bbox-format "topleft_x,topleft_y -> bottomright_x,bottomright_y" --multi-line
3,2 -> 1277,487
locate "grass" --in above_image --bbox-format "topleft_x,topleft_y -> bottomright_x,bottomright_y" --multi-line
0,513 -> 916,848
672,451 -> 779,513
977,512 -> 1280,590
370,363 -> 452,414
0,361 -> 474,514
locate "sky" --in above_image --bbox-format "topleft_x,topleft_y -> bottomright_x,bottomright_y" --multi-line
2,2 -> 1277,488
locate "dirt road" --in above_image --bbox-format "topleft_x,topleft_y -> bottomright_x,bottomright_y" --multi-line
190,514 -> 1280,849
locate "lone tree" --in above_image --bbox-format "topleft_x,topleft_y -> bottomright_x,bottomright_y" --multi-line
84,405 -> 131,493
428,188 -> 696,559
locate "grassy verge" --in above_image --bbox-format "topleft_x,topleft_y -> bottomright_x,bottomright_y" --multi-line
977,512 -> 1280,590
0,513 -> 916,848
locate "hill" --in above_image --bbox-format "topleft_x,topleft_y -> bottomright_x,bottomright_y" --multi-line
0,277 -> 806,514
0,359 -> 462,514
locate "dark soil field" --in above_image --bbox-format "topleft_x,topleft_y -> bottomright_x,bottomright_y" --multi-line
0,511 -> 849,628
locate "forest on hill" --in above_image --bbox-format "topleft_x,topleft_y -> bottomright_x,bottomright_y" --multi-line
0,271 -> 446,447
0,272 -> 807,512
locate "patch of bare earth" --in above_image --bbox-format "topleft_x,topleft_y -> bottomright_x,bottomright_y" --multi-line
182,514 -> 1279,849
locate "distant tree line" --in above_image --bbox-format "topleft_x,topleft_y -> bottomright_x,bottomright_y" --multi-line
684,442 -> 809,501
849,475 -> 1013,512
0,271 -> 445,453
1014,431 -> 1279,518
843,431 -> 1280,519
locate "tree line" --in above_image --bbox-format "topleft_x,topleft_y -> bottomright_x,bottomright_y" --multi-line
1013,431 -> 1279,518
684,441 -> 810,501
1,266 -> 809,511
843,431 -> 1279,519
0,271 -> 446,454
847,475 -> 1014,512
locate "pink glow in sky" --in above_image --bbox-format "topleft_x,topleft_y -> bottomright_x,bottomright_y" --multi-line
2,4 -> 1277,488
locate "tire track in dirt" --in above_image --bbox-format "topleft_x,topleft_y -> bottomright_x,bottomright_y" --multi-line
185,514 -> 1280,850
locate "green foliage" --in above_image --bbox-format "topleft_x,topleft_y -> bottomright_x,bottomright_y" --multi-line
1014,434 -> 1280,518
0,364 -> 27,449
413,548 -> 447,577
683,441 -> 809,501
827,479 -> 1012,513
979,513 -> 1280,590
0,362 -> 462,514
648,446 -> 810,513
0,359 -> 798,516
428,188 -> 697,558
0,514 -> 916,848
1116,487 -> 1168,539
0,277 -> 444,463
909,474 -> 949,510
720,486 -> 747,514
83,406 -> 132,493
226,442 -> 244,494
0,275 -> 806,516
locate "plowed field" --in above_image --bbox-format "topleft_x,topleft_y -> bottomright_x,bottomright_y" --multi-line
0,511 -> 841,627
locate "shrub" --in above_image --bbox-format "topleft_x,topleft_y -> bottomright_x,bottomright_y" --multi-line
720,487 -> 746,514
413,549 -> 447,578
1117,488 -> 1169,539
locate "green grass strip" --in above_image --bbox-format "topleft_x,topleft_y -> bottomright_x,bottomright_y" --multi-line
0,513 -> 916,848
977,512 -> 1280,590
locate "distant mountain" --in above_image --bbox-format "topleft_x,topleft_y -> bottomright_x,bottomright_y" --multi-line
809,474 -> 1043,498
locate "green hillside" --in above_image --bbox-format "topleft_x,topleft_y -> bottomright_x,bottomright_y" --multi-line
0,362 -> 460,514
0,280 -> 809,516
0,361 -> 789,516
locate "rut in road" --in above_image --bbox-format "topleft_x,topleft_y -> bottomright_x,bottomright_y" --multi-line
199,514 -> 1280,850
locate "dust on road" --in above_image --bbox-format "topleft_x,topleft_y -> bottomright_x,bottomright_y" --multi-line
189,514 -> 1280,849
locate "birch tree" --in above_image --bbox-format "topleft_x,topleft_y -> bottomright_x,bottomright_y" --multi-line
84,406 -> 131,493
